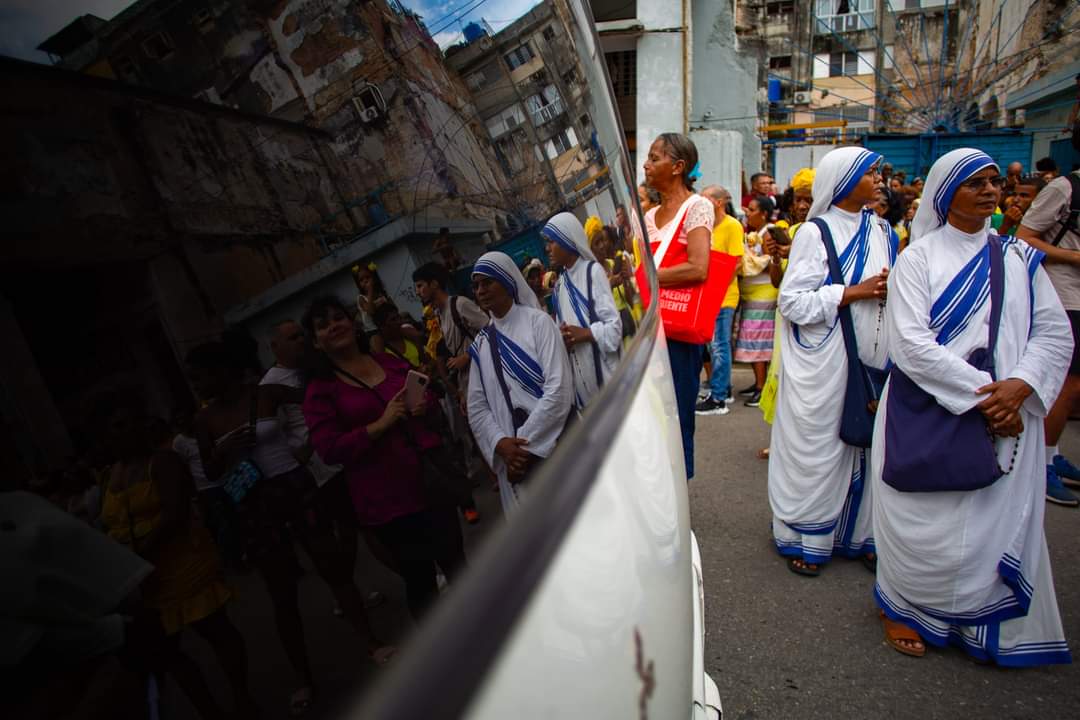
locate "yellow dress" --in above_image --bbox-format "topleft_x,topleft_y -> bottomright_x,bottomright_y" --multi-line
759,221 -> 802,424
101,459 -> 230,635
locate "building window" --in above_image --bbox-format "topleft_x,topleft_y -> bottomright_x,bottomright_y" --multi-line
769,55 -> 792,70
816,104 -> 872,126
486,105 -> 527,139
562,67 -> 578,87
467,62 -> 502,91
815,0 -> 874,32
527,85 -> 564,126
606,50 -> 636,98
546,127 -> 578,160
543,25 -> 557,42
828,51 -> 858,77
766,1 -> 795,15
504,43 -> 534,70
141,31 -> 175,60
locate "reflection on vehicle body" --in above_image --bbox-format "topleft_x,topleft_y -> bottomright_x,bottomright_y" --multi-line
359,1 -> 722,717
5,0 -> 720,717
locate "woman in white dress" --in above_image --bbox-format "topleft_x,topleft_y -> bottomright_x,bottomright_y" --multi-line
769,147 -> 895,576
544,212 -> 622,410
872,148 -> 1073,664
466,252 -> 574,515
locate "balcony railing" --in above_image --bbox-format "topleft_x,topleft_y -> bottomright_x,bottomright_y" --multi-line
530,96 -> 565,127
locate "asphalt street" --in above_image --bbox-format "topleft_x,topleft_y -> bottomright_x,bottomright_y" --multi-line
692,367 -> 1080,720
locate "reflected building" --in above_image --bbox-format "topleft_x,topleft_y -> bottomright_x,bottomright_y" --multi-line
444,1 -> 613,223
3,0 -> 559,477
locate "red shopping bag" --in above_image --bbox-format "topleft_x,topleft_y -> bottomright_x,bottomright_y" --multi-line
636,197 -> 739,345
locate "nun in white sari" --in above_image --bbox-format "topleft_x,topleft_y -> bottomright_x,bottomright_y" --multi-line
769,146 -> 897,573
467,252 -> 574,515
872,149 -> 1072,665
543,212 -> 622,410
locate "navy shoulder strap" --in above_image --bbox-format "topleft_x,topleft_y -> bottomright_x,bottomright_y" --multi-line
986,235 -> 1005,379
486,325 -> 521,434
585,261 -> 604,390
811,218 -> 862,368
1051,172 -> 1080,246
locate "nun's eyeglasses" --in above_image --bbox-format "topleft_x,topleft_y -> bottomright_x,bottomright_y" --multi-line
959,176 -> 1006,191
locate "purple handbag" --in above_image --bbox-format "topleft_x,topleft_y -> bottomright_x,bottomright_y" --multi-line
881,236 -> 1005,493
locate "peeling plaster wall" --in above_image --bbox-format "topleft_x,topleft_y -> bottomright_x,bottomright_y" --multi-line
86,0 -> 511,237
632,0 -> 756,184
691,0 -> 757,180
636,32 -> 684,185
1,60 -> 380,354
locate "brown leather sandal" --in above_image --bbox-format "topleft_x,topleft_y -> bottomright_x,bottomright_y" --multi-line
880,611 -> 925,657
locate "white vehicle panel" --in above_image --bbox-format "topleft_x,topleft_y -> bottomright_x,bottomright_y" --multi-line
464,329 -> 704,718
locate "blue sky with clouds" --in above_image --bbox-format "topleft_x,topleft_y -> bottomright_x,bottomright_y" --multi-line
1,0 -> 542,64
393,0 -> 540,48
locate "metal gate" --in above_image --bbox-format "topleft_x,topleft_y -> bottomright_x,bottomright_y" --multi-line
864,132 -> 1032,180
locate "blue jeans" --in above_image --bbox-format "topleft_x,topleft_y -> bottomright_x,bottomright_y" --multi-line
668,339 -> 704,480
708,307 -> 735,402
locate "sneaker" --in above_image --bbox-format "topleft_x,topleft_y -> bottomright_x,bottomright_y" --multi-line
463,508 -> 481,524
1046,465 -> 1080,507
725,391 -> 735,404
1053,454 -> 1080,488
698,385 -> 711,401
743,390 -> 762,407
695,397 -> 730,416
738,383 -> 758,397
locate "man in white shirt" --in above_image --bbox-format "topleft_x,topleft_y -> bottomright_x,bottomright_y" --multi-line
1018,169 -> 1080,507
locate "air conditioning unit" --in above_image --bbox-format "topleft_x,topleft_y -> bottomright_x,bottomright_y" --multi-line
351,83 -> 386,123
793,91 -> 812,105
352,98 -> 381,123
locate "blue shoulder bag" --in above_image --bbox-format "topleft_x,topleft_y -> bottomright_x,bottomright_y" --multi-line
812,218 -> 888,448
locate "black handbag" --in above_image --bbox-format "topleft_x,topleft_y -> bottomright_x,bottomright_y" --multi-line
811,218 -> 885,448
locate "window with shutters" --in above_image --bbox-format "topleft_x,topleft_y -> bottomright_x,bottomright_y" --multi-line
504,44 -> 534,70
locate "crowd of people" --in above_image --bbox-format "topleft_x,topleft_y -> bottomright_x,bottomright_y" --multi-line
11,128 -> 1079,719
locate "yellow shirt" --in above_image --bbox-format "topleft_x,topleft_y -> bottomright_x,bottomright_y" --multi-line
711,214 -> 745,309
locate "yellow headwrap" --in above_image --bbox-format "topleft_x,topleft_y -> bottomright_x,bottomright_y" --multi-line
791,168 -> 815,194
584,216 -> 603,243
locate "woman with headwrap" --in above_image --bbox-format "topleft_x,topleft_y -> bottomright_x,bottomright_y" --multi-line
544,213 -> 622,410
776,167 -> 815,231
466,252 -> 573,514
870,149 -> 1072,663
769,147 -> 895,577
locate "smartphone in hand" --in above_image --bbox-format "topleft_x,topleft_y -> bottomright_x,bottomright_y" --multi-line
404,370 -> 430,411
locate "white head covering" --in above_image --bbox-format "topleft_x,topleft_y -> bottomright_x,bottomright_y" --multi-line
541,212 -> 597,262
808,147 -> 883,220
472,251 -> 542,310
909,148 -> 998,244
